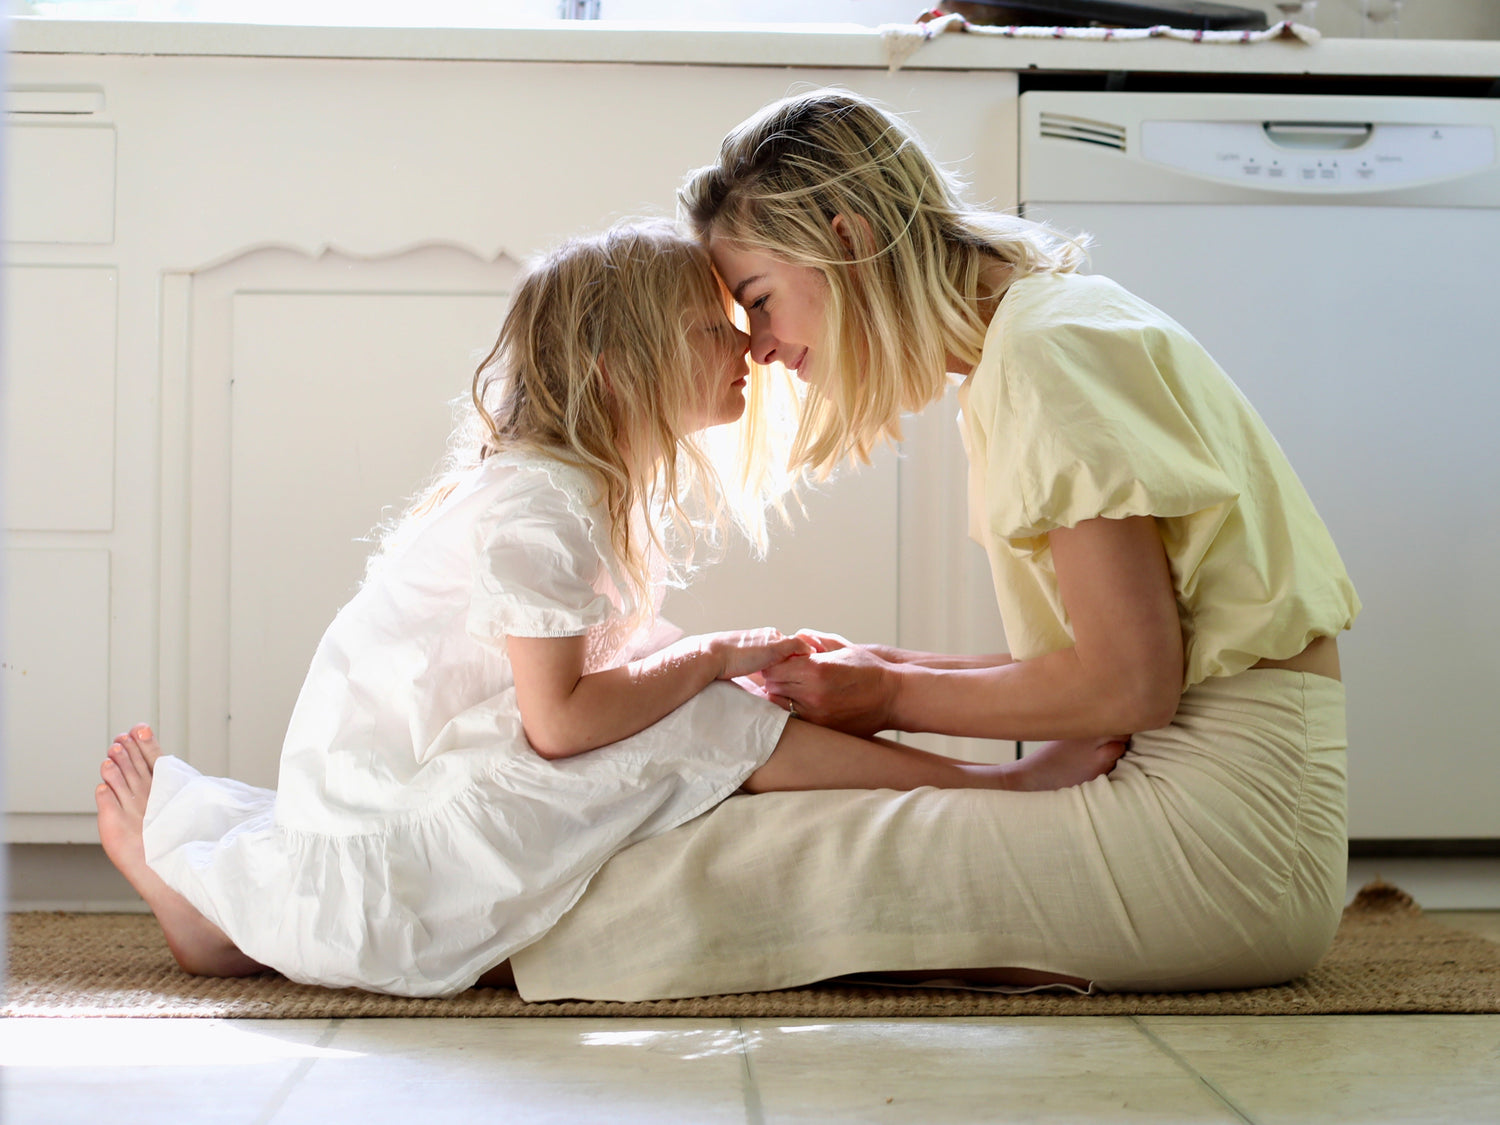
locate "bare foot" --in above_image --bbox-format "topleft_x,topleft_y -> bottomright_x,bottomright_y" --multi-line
96,725 -> 266,978
1000,736 -> 1128,792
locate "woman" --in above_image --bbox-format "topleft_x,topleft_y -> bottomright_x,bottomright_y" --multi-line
503,88 -> 1360,1002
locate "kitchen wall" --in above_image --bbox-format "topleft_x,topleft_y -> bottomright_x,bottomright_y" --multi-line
1244,0 -> 1500,39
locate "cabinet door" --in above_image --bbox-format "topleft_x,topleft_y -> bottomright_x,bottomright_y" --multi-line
183,246 -> 516,787
187,245 -> 903,789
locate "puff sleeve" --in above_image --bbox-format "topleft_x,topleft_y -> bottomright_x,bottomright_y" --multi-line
465,465 -> 616,643
966,284 -> 1241,551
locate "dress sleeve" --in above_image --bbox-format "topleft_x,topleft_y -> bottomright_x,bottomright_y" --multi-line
972,314 -> 1241,546
465,466 -> 616,643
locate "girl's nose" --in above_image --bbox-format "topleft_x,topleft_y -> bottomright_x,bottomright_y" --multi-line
733,326 -> 751,355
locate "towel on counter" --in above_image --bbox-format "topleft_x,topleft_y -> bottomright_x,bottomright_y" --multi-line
881,14 -> 1320,71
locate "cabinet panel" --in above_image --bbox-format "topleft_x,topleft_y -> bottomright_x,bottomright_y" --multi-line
3,266 -> 117,530
3,548 -> 111,813
5,124 -> 116,244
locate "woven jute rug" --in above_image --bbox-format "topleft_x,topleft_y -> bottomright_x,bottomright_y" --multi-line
4,881 -> 1496,1018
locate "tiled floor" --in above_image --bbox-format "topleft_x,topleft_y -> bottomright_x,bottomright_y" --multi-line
3,913 -> 1497,1125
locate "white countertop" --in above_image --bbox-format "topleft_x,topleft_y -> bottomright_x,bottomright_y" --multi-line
10,17 -> 1500,79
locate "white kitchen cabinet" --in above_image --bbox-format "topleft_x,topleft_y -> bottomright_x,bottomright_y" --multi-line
3,51 -> 1019,838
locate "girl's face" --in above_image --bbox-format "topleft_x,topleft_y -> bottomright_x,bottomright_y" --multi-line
684,301 -> 752,432
707,235 -> 828,385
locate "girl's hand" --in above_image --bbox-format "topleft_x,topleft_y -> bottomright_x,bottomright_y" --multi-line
792,628 -> 849,654
795,629 -> 910,666
703,629 -> 814,681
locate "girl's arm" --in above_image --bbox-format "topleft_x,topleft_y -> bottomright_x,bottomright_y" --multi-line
509,628 -> 811,760
762,515 -> 1183,741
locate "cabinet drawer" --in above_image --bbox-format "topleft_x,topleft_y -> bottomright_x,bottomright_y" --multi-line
5,123 -> 116,244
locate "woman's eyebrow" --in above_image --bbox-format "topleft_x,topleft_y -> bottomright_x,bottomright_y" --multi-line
731,275 -> 765,305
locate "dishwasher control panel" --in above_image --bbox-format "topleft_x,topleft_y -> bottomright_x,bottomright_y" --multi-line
1140,120 -> 1495,191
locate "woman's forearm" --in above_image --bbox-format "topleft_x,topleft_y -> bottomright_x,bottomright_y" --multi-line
889,645 -> 1179,742
868,645 -> 1013,671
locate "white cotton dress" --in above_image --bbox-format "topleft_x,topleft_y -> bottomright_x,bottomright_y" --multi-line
141,451 -> 789,998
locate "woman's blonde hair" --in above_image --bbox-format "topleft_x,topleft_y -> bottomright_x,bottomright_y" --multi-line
380,220 -> 773,614
680,87 -> 1087,477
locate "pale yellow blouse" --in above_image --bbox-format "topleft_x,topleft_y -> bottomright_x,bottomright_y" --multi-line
958,271 -> 1360,687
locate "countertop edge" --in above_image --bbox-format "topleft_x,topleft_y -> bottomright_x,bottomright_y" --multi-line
8,18 -> 1500,78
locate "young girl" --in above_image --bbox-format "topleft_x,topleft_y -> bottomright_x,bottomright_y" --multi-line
96,221 -> 1125,999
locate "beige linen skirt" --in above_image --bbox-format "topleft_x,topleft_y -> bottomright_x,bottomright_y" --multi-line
510,669 -> 1347,1001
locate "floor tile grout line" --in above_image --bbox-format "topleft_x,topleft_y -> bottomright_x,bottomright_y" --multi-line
251,1017 -> 345,1125
1129,1016 -> 1258,1125
733,1018 -> 767,1125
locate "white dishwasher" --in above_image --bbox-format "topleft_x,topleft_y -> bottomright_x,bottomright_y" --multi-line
1019,91 -> 1500,844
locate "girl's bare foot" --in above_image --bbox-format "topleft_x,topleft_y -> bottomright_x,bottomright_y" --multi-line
1000,736 -> 1128,792
95,725 -> 266,978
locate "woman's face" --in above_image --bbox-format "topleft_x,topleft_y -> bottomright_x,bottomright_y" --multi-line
683,300 -> 752,433
707,235 -> 828,384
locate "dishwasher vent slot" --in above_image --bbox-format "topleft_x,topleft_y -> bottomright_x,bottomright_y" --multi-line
1038,113 -> 1127,152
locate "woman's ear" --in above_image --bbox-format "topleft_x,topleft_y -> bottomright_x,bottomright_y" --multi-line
830,214 -> 874,258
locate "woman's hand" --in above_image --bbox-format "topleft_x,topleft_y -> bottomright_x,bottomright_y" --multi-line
702,628 -> 814,681
760,641 -> 900,737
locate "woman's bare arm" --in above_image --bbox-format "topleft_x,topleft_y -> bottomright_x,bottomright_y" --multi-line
762,515 -> 1184,740
795,630 -> 1013,672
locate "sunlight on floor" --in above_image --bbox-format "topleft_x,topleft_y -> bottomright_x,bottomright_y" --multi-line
578,1026 -> 744,1058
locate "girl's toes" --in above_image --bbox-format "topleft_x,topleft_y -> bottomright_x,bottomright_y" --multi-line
130,725 -> 163,767
121,736 -> 152,778
103,750 -> 137,797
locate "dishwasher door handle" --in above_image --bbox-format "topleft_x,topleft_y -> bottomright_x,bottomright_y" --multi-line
1262,122 -> 1374,150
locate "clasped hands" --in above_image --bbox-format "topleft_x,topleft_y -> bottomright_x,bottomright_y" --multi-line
741,628 -> 897,738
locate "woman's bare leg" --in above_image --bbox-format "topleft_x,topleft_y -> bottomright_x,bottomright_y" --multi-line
742,719 -> 1125,794
95,726 -> 266,978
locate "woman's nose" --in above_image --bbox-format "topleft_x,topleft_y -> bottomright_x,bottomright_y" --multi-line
748,323 -> 777,366
734,326 -> 751,355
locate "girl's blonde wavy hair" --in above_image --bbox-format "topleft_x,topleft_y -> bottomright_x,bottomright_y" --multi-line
680,87 -> 1088,477
378,220 -> 774,616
